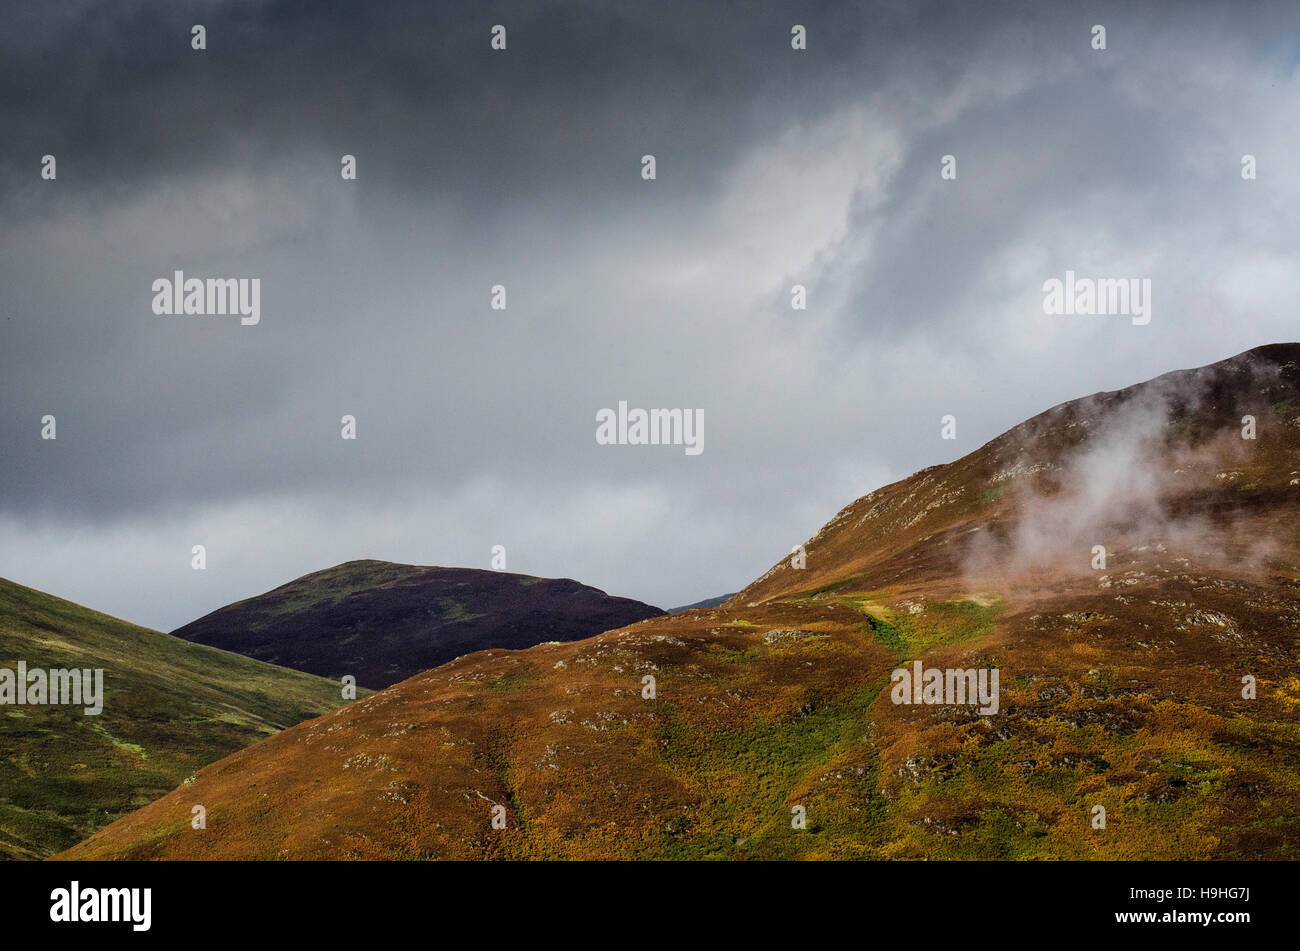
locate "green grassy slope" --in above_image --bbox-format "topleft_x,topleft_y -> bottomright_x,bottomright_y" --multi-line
0,576 -> 358,859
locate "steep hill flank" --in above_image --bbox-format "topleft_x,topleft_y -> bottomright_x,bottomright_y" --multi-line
0,577 -> 353,859
736,343 -> 1300,605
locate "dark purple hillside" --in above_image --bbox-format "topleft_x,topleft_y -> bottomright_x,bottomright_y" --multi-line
171,559 -> 664,688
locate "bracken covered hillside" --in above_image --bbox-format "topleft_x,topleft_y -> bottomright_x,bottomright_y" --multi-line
63,344 -> 1300,860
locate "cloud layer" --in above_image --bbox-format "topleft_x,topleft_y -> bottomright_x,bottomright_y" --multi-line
2,1 -> 1298,628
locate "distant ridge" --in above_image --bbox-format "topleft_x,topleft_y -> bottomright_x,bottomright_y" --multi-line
171,560 -> 665,689
668,593 -> 736,613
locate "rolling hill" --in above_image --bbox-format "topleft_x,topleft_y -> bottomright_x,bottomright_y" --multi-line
0,577 -> 356,859
61,343 -> 1300,860
170,561 -> 665,689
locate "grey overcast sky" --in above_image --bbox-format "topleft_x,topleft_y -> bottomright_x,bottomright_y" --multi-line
1,0 -> 1298,630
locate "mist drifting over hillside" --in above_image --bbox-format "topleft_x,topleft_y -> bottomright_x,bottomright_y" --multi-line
962,352 -> 1293,584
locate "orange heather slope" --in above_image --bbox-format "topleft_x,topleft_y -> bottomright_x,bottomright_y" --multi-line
60,344 -> 1300,860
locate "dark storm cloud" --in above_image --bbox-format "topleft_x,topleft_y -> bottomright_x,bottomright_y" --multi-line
0,0 -> 877,208
0,0 -> 889,522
